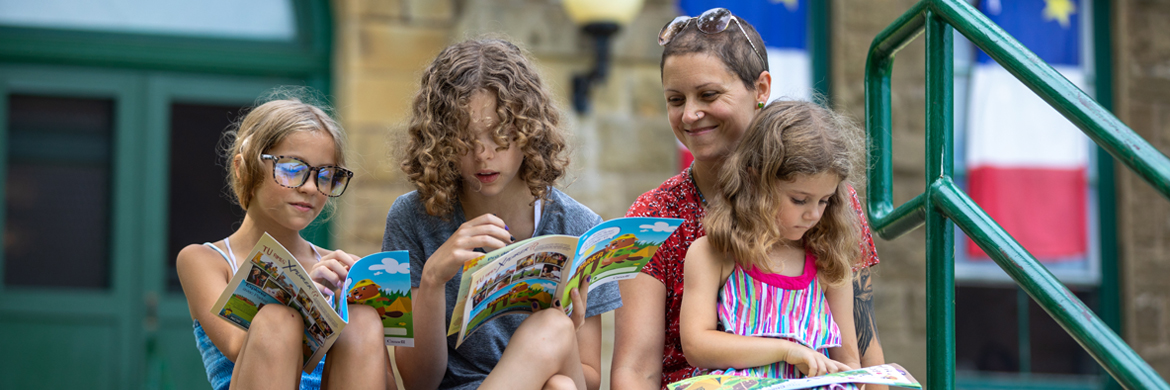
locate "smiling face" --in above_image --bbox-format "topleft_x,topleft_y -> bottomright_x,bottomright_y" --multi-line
457,90 -> 526,200
775,172 -> 842,242
662,53 -> 769,164
248,130 -> 337,232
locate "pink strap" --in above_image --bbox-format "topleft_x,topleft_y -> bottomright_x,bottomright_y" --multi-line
744,251 -> 817,290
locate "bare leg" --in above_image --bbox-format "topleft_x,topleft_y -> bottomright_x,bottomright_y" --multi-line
322,304 -> 394,390
230,305 -> 304,390
479,309 -> 585,390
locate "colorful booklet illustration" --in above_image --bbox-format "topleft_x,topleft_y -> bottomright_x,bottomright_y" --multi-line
666,364 -> 921,390
448,217 -> 683,347
210,233 -> 414,372
334,251 -> 414,347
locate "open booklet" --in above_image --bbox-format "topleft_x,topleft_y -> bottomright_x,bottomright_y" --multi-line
666,364 -> 921,390
209,233 -> 414,372
448,217 -> 683,347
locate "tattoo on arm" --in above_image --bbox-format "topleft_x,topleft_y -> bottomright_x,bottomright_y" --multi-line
853,267 -> 878,357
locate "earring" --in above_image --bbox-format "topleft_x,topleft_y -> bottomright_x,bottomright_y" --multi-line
757,101 -> 764,109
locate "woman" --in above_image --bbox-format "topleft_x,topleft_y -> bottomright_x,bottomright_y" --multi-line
611,8 -> 885,389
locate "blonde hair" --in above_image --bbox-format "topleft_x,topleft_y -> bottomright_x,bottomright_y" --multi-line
224,97 -> 348,211
401,38 -> 569,217
704,100 -> 863,286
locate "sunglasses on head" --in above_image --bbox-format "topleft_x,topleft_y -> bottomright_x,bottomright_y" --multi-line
260,154 -> 353,197
658,7 -> 766,68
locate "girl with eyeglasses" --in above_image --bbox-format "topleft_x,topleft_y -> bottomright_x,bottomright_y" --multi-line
177,96 -> 396,390
384,38 -> 620,390
613,8 -> 886,390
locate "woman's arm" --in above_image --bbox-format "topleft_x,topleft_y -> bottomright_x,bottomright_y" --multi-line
825,277 -> 861,370
854,266 -> 887,390
680,238 -> 850,375
176,244 -> 247,361
611,273 -> 667,390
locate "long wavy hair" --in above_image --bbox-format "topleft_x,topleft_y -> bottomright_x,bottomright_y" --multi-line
224,95 -> 347,211
703,100 -> 863,286
401,38 -> 568,217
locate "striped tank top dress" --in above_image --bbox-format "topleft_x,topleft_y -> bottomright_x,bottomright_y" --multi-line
710,250 -> 858,390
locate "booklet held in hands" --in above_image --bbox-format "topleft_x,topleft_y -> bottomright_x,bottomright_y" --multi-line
449,217 -> 682,347
209,233 -> 414,373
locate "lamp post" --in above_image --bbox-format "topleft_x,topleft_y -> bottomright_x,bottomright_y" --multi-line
564,0 -> 644,114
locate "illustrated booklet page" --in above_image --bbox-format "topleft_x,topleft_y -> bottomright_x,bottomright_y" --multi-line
666,364 -> 921,390
209,233 -> 346,372
334,251 -> 415,347
449,217 -> 683,346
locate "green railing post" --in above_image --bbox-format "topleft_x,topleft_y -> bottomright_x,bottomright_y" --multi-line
864,0 -> 1170,389
923,10 -> 956,390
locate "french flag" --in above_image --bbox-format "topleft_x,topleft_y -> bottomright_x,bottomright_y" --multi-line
676,0 -> 810,172
965,0 -> 1089,260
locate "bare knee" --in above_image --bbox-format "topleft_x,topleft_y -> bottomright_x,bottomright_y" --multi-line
335,304 -> 386,349
514,310 -> 576,360
244,305 -> 304,356
542,374 -> 577,390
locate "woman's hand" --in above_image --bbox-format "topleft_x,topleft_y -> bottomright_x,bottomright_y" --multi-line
310,249 -> 360,297
423,213 -> 513,287
784,344 -> 852,377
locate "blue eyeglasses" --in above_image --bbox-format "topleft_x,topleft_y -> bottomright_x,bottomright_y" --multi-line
260,154 -> 353,197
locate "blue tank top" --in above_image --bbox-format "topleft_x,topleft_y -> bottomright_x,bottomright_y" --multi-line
193,239 -> 325,390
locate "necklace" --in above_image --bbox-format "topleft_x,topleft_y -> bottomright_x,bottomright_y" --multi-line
688,164 -> 708,207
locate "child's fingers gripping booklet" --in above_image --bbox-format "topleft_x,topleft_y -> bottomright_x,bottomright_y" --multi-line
210,233 -> 414,373
448,217 -> 683,347
665,364 -> 921,390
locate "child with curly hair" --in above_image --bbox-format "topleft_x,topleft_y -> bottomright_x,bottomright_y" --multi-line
383,38 -> 621,390
680,100 -> 865,387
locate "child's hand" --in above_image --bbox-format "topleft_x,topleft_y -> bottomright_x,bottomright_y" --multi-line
311,249 -> 359,297
423,213 -> 512,287
552,274 -> 591,330
785,344 -> 852,377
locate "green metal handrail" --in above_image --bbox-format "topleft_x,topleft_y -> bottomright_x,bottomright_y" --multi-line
864,1 -> 1170,390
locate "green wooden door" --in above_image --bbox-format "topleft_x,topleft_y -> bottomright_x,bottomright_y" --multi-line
0,66 -> 147,389
140,74 -> 299,390
0,66 -> 305,389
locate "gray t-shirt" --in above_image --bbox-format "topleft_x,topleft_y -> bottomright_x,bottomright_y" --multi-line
381,188 -> 622,390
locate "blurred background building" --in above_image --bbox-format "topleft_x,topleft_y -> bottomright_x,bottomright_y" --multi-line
0,0 -> 1167,389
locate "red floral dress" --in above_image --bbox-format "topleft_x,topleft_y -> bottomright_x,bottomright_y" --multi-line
626,168 -> 880,388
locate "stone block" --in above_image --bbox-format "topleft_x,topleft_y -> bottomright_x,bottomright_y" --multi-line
595,116 -> 676,173
340,74 -> 418,128
455,1 -> 578,58
347,123 -> 403,183
361,0 -> 403,19
406,0 -> 453,23
358,23 -> 449,73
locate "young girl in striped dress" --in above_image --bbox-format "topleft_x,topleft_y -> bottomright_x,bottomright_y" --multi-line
679,100 -> 864,387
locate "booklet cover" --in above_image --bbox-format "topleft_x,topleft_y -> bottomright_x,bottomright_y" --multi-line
209,233 -> 345,372
666,364 -> 921,390
335,251 -> 414,347
449,217 -> 683,347
210,233 -> 416,372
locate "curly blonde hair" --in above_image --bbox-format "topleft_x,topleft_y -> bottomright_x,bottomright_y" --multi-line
401,38 -> 568,217
703,100 -> 864,286
224,97 -> 348,211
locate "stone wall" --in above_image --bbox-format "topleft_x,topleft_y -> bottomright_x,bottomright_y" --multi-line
1116,0 -> 1170,376
833,0 -> 930,378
